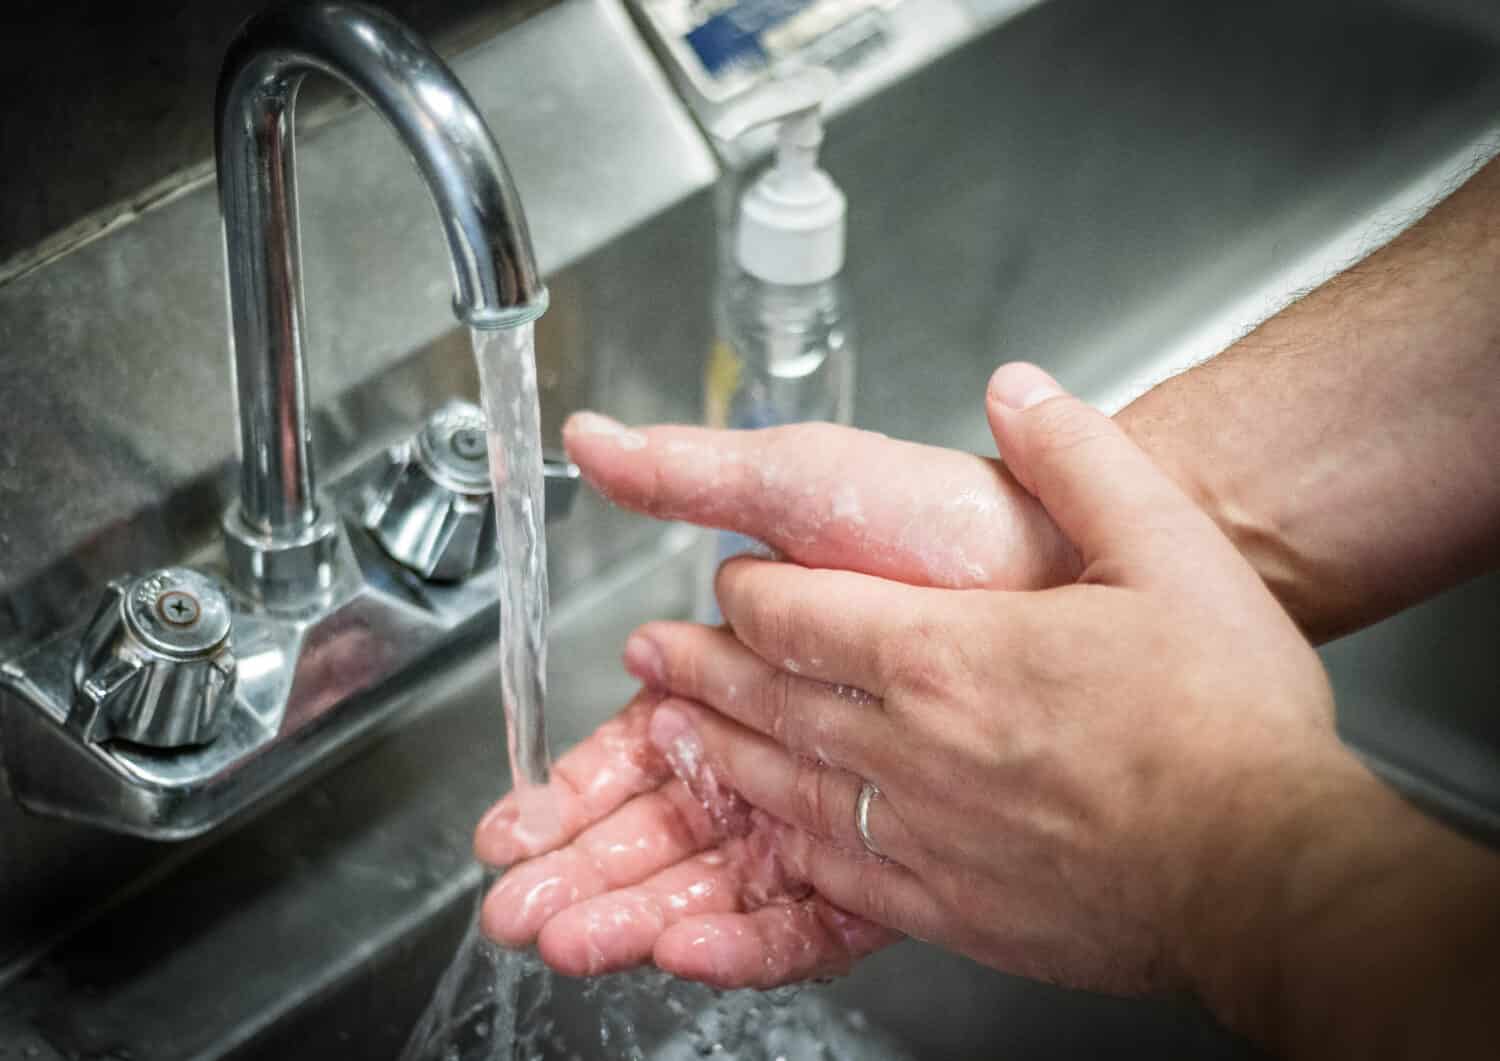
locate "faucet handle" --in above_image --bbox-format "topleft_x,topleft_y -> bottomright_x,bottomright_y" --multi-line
363,401 -> 497,581
72,568 -> 237,748
363,400 -> 580,581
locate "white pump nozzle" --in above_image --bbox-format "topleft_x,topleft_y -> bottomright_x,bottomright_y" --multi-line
708,67 -> 837,144
712,68 -> 845,286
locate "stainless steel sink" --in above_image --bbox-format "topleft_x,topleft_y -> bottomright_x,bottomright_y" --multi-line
820,0 -> 1500,842
5,0 -> 1499,1057
1,537 -> 1251,1060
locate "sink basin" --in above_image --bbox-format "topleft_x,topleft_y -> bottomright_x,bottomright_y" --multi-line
5,0 -> 1499,1057
0,538 -> 1251,1060
820,0 -> 1500,841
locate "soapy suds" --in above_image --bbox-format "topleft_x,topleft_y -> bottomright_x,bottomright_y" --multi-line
943,486 -> 1002,516
831,484 -> 865,524
894,508 -> 992,588
571,410 -> 648,450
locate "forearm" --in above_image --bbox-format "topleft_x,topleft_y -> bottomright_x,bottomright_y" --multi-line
1119,156 -> 1500,642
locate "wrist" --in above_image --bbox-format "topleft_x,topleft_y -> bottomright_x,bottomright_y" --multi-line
1115,392 -> 1336,640
1179,738 -> 1500,1057
1172,732 -> 1349,1043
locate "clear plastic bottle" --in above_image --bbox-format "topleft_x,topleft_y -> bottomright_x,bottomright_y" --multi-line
697,71 -> 854,622
697,271 -> 855,622
709,272 -> 855,431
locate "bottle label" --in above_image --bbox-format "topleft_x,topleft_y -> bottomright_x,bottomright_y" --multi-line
633,0 -> 894,103
704,338 -> 744,429
685,0 -> 809,76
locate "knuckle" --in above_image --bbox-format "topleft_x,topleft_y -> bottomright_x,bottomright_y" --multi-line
759,667 -> 796,743
657,632 -> 695,693
1026,398 -> 1109,462
741,591 -> 800,672
878,607 -> 960,696
791,759 -> 838,838
645,444 -> 673,511
853,874 -> 903,934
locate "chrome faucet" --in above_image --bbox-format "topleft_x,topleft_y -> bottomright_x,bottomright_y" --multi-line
216,0 -> 547,606
0,1 -> 576,839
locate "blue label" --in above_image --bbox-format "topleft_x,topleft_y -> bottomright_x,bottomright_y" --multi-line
685,0 -> 813,75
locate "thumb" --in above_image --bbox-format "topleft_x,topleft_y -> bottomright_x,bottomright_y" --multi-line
985,362 -> 1224,586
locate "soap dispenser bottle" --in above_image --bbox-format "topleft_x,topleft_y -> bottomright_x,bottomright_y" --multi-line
698,69 -> 855,622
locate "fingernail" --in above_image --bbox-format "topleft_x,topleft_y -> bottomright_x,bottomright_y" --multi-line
623,632 -> 665,687
823,905 -> 895,955
478,796 -> 517,835
565,411 -> 646,451
648,703 -> 692,754
648,704 -> 701,783
988,362 -> 1065,410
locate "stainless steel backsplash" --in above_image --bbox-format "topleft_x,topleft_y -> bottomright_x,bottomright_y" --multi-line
0,0 -> 718,970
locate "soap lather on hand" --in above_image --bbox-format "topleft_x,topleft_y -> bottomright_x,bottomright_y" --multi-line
475,411 -> 1064,984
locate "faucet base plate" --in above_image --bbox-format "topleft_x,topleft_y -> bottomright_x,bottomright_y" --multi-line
0,446 -> 504,839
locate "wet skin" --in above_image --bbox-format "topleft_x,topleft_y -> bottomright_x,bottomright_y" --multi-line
475,405 -> 1074,984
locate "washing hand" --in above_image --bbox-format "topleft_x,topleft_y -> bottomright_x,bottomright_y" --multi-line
472,397 -> 1076,984
609,362 -> 1347,1010
477,359 -> 1333,991
476,364 -> 1500,1053
553,411 -> 1077,591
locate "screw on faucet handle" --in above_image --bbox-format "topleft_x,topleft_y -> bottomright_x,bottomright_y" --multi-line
71,567 -> 237,748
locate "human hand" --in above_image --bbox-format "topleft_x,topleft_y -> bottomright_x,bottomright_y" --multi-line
473,684 -> 900,985
555,363 -> 1375,1020
472,407 -> 1077,983
558,413 -> 1076,591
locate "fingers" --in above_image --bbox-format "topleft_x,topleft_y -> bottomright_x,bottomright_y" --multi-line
654,897 -> 902,989
624,623 -> 891,773
534,850 -> 750,977
562,412 -> 1072,591
474,689 -> 671,866
649,699 -> 919,864
984,362 -> 1236,588
769,822 -> 946,944
523,801 -> 819,977
713,557 -> 918,692
480,777 -> 717,946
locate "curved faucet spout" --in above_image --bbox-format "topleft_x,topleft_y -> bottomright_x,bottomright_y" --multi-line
216,0 -> 545,601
